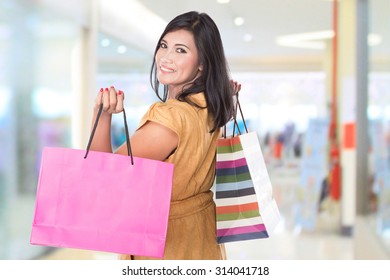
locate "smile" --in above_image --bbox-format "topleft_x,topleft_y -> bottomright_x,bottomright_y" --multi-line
160,65 -> 176,73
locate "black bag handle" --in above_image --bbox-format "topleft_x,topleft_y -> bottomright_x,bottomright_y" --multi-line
84,104 -> 134,165
222,93 -> 248,138
232,98 -> 248,137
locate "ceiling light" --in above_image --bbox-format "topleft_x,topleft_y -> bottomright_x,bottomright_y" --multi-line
0,87 -> 10,119
368,34 -> 382,46
217,0 -> 230,3
276,30 -> 334,49
243,34 -> 253,42
234,17 -> 244,26
117,45 -> 127,54
101,38 -> 111,47
276,30 -> 383,50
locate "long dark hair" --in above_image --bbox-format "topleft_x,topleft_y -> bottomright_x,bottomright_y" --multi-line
150,11 -> 234,132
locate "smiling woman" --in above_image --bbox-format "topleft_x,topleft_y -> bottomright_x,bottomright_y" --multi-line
89,11 -> 236,260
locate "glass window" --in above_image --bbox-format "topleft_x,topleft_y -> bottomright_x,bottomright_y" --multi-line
0,0 -> 81,259
368,0 -> 390,252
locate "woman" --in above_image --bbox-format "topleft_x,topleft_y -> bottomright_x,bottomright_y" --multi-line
90,11 -> 236,259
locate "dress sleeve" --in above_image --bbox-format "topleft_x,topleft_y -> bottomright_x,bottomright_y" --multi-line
137,100 -> 186,136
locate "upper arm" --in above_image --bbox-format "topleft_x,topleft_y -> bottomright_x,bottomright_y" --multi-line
115,120 -> 179,161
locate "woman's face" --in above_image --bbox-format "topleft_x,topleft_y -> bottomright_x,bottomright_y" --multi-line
155,29 -> 203,97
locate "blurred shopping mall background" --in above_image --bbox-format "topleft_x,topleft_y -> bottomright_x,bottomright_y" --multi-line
1,0 -> 390,259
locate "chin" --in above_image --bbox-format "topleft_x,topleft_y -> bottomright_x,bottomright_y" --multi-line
157,79 -> 170,86
157,76 -> 173,86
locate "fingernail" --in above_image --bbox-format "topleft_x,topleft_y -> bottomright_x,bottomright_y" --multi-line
118,90 -> 123,95
105,88 -> 109,91
100,88 -> 103,92
110,86 -> 115,89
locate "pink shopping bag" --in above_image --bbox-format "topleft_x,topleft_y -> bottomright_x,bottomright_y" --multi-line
30,105 -> 174,258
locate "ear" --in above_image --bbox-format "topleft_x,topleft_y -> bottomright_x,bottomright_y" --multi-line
198,64 -> 204,72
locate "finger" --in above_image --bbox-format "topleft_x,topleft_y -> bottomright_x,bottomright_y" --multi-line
229,80 -> 236,95
95,88 -> 104,107
116,90 -> 124,112
108,86 -> 118,113
231,81 -> 239,95
102,87 -> 110,111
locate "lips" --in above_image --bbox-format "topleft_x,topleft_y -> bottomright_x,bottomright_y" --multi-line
160,65 -> 175,73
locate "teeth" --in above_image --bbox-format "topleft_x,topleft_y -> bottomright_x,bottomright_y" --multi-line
160,66 -> 175,73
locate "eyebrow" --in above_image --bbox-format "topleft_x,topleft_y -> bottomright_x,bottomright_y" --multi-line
161,39 -> 190,50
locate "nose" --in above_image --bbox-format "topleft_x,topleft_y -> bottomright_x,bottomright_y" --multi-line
160,49 -> 173,63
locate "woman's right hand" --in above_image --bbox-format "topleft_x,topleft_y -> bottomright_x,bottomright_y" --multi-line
94,86 -> 125,114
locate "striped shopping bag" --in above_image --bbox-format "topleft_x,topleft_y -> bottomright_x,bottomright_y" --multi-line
215,132 -> 280,243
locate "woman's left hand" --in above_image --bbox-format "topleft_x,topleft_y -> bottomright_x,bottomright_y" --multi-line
230,80 -> 241,95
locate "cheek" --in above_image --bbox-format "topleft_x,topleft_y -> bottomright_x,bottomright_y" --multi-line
190,61 -> 202,75
180,58 -> 200,73
155,49 -> 164,63
155,53 -> 160,64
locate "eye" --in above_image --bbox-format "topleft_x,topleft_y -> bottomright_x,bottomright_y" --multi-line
159,42 -> 167,49
176,48 -> 187,54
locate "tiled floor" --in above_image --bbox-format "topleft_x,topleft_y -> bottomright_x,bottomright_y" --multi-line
37,158 -> 390,260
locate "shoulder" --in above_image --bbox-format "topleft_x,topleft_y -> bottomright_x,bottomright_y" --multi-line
139,93 -> 207,133
150,92 -> 206,118
146,99 -> 188,122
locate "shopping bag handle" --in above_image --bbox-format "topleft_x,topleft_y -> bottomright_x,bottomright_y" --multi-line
232,97 -> 248,137
222,94 -> 248,138
84,104 -> 134,165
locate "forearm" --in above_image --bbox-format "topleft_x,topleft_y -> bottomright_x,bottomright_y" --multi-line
89,106 -> 113,153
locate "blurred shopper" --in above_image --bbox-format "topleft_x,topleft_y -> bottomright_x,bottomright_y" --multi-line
274,132 -> 284,161
293,133 -> 303,158
89,11 -> 236,259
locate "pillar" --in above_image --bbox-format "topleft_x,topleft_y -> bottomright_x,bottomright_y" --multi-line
71,0 -> 99,148
338,0 -> 369,236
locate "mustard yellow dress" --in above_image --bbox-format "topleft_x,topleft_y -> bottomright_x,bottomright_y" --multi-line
120,93 -> 226,260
